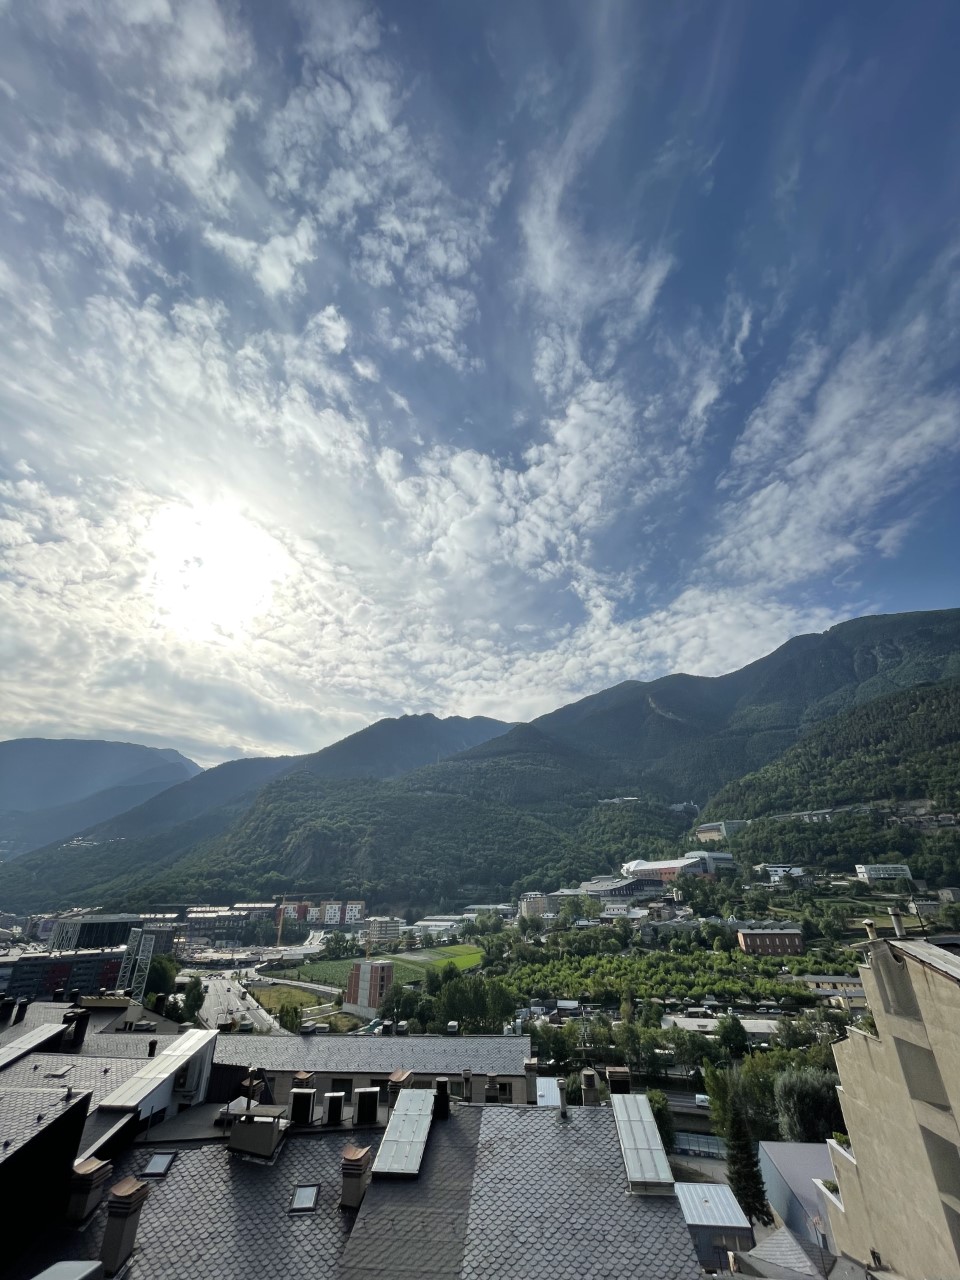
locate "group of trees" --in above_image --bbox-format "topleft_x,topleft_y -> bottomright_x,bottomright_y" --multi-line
378,963 -> 515,1034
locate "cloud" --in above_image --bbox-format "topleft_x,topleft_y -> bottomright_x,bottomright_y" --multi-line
0,2 -> 956,764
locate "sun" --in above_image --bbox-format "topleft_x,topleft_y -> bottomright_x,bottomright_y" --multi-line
143,502 -> 291,642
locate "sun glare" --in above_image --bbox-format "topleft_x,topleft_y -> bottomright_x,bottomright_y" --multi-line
144,503 -> 291,642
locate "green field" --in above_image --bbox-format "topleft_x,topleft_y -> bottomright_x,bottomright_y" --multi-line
266,943 -> 483,990
249,984 -> 323,1014
401,944 -> 483,970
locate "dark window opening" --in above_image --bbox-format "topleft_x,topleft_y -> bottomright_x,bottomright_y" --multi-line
290,1184 -> 320,1213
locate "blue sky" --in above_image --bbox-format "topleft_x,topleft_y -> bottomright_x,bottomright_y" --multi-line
0,0 -> 958,765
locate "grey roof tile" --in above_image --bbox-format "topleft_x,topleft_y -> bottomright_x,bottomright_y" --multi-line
214,1033 -> 530,1077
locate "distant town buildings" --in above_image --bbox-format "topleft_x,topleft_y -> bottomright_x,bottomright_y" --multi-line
365,917 -> 402,946
825,937 -> 960,1280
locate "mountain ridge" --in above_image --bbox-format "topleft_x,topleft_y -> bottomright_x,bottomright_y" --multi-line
0,608 -> 957,912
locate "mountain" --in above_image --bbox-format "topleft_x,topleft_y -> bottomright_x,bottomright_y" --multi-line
523,608 -> 960,801
0,714 -> 512,909
0,739 -> 201,858
0,609 -> 957,913
0,738 -> 201,812
702,678 -> 960,819
295,713 -> 511,780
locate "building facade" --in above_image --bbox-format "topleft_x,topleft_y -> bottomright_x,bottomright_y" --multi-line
825,938 -> 960,1280
344,961 -> 394,1019
366,917 -> 401,945
737,926 -> 804,955
0,946 -> 126,998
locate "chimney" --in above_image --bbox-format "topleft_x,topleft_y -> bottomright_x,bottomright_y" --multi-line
100,1178 -> 150,1277
524,1059 -> 538,1105
147,1039 -> 158,1059
862,919 -> 878,941
71,1008 -> 91,1049
581,1068 -> 600,1107
153,993 -> 167,1018
0,996 -> 15,1024
484,1074 -> 499,1104
889,908 -> 906,939
558,1077 -> 568,1119
71,989 -> 82,1006
13,998 -> 28,1024
461,1069 -> 473,1104
68,1156 -> 114,1222
53,988 -> 65,1003
435,1077 -> 450,1121
340,1144 -> 372,1210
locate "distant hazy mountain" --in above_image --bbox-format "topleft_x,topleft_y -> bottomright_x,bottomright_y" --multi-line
0,738 -> 201,812
0,739 -> 201,858
0,610 -> 957,913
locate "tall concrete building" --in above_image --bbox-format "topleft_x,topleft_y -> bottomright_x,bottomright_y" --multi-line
824,937 -> 960,1280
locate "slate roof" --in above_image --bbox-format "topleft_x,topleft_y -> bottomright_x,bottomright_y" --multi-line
0,1001 -> 117,1047
733,1226 -> 869,1278
214,1033 -> 531,1076
342,1104 -> 701,1280
78,1032 -> 182,1057
7,1136 -> 383,1280
0,1086 -> 92,1167
0,1051 -> 145,1109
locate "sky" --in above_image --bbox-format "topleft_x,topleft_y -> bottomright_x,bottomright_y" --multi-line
1,1 -> 959,767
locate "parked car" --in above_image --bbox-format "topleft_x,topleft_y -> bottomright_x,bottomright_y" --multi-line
695,1094 -> 710,1108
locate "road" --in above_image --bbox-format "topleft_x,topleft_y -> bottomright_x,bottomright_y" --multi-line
193,973 -> 280,1034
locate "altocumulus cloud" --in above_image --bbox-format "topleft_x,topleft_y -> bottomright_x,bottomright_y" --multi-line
0,0 -> 959,762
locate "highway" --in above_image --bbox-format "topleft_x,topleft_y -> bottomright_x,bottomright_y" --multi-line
192,972 -> 281,1034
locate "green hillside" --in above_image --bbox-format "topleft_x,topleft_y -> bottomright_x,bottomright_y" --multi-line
704,679 -> 960,819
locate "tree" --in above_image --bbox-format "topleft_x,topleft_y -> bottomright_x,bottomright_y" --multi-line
277,1002 -> 302,1032
774,1068 -> 844,1142
647,1089 -> 675,1153
145,955 -> 178,999
726,1096 -> 773,1225
183,976 -> 205,1021
717,1014 -> 749,1060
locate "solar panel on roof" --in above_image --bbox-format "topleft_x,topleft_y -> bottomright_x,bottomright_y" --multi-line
611,1094 -> 674,1193
372,1089 -> 434,1177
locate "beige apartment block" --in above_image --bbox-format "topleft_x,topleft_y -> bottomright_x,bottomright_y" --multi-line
824,938 -> 960,1280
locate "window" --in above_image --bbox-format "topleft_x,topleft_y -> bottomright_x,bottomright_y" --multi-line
289,1184 -> 320,1213
44,1065 -> 75,1079
142,1152 -> 177,1178
498,1082 -> 513,1104
331,1077 -> 354,1101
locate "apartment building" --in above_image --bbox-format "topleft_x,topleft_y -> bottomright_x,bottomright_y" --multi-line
343,961 -> 394,1020
824,937 -> 960,1280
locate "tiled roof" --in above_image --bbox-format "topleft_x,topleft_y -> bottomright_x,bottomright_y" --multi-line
0,1086 -> 92,1167
214,1034 -> 531,1076
461,1108 -> 700,1280
78,1032 -> 182,1057
8,1136 -> 383,1280
342,1104 -> 481,1280
343,1104 -> 701,1280
0,1001 -> 116,1046
0,1051 -> 145,1109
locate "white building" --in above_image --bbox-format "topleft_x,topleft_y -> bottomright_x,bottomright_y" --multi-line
855,863 -> 912,883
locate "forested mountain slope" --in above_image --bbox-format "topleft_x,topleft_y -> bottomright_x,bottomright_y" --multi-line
704,679 -> 960,819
